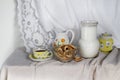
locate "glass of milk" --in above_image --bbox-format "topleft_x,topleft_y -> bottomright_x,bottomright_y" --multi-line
79,20 -> 99,58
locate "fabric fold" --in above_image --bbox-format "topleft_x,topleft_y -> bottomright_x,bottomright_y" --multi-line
7,66 -> 35,80
1,48 -> 120,80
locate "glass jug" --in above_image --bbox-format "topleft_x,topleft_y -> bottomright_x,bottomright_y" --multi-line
79,20 -> 99,58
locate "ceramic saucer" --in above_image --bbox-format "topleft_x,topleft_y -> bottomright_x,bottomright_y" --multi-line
29,51 -> 53,62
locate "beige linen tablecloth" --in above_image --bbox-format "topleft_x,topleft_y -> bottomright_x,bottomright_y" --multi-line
0,47 -> 120,80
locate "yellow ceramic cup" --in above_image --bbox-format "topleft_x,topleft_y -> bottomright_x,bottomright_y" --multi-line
33,50 -> 50,59
99,33 -> 114,54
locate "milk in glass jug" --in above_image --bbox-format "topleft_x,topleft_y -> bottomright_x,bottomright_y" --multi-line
79,20 -> 99,58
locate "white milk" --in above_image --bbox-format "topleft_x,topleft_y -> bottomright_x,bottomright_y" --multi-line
81,26 -> 97,41
79,20 -> 99,58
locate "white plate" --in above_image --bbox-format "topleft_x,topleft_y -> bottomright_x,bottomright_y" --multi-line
29,51 -> 53,62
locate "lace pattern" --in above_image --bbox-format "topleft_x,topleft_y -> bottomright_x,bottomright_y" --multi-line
17,0 -> 120,53
17,0 -> 53,53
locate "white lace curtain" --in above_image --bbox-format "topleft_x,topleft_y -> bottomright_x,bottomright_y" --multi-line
17,0 -> 120,52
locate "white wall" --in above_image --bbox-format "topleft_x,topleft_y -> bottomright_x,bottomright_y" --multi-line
0,0 -> 23,69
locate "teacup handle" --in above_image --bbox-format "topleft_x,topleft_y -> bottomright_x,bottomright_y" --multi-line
66,30 -> 75,44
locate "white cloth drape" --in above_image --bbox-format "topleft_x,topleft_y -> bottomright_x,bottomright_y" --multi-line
17,0 -> 120,52
1,48 -> 120,80
35,0 -> 120,47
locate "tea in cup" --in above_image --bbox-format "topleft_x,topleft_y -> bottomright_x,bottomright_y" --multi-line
33,49 -> 51,59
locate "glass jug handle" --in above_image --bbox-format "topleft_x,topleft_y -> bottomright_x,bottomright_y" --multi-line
66,30 -> 75,44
